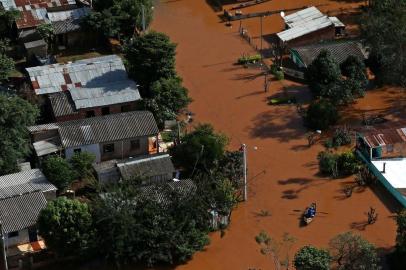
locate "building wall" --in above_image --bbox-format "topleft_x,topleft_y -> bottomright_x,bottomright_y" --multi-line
65,144 -> 101,162
5,229 -> 29,248
100,137 -> 150,162
54,101 -> 140,122
283,25 -> 336,48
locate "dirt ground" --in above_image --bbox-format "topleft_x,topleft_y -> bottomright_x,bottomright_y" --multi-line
151,1 -> 404,270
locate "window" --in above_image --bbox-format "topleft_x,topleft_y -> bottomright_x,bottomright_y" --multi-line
8,231 -> 19,238
103,143 -> 115,153
131,139 -> 140,150
74,148 -> 81,154
86,110 -> 95,118
102,107 -> 110,115
121,105 -> 131,112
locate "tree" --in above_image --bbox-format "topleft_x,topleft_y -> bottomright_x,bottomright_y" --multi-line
145,77 -> 191,127
42,156 -> 75,191
85,0 -> 154,38
124,31 -> 177,93
396,210 -> 406,254
340,55 -> 368,85
92,178 -> 210,266
170,123 -> 228,176
305,50 -> 341,97
0,94 -> 39,175
294,245 -> 331,270
218,150 -> 244,189
361,0 -> 406,86
38,197 -> 96,257
329,232 -> 381,270
36,23 -> 54,51
70,151 -> 96,179
318,151 -> 339,177
305,100 -> 338,130
0,53 -> 14,81
0,8 -> 20,37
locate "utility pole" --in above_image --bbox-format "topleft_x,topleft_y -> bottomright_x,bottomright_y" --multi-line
260,15 -> 263,59
0,223 -> 8,270
242,144 -> 247,201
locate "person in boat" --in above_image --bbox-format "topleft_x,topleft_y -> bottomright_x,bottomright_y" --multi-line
305,203 -> 316,218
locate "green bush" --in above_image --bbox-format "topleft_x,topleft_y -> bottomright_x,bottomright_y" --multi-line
337,151 -> 359,176
70,151 -> 96,179
275,70 -> 284,80
324,127 -> 352,148
305,100 -> 339,130
270,64 -> 278,75
294,245 -> 331,270
237,54 -> 261,64
42,156 -> 75,191
318,151 -> 338,177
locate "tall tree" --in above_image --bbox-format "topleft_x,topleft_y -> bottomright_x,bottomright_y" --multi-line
329,232 -> 381,270
305,100 -> 339,130
294,245 -> 331,270
0,94 -> 39,175
145,77 -> 191,127
361,0 -> 406,86
0,53 -> 14,81
42,156 -> 76,191
170,123 -> 228,176
124,31 -> 177,93
38,197 -> 96,257
0,7 -> 20,37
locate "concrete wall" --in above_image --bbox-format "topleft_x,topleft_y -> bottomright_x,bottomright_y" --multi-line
54,101 -> 140,122
100,137 -> 150,162
5,229 -> 29,248
65,144 -> 101,162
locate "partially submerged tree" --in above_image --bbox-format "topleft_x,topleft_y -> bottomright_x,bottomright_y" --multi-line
42,156 -> 75,191
38,197 -> 96,257
305,100 -> 338,130
329,232 -> 381,270
124,31 -> 177,93
0,93 -> 39,175
294,245 -> 331,270
396,210 -> 406,254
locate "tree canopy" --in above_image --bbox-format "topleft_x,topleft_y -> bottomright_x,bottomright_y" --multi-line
305,100 -> 338,130
0,8 -> 20,37
329,232 -> 381,270
124,31 -> 177,92
83,0 -> 154,38
70,151 -> 96,179
0,53 -> 14,81
38,197 -> 96,257
294,245 -> 331,270
170,123 -> 228,176
361,0 -> 406,86
0,94 -> 39,175
396,210 -> 406,254
42,156 -> 76,191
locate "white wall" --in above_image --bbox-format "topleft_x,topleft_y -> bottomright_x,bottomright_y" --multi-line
65,144 -> 101,162
5,229 -> 29,248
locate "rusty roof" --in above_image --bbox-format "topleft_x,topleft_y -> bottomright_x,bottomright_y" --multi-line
359,121 -> 406,148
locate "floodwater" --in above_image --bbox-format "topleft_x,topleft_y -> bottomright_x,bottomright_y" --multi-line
41,1 -> 404,269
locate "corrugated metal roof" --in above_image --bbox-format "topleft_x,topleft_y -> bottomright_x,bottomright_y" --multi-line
0,169 -> 57,199
69,80 -> 141,109
58,111 -> 159,148
26,55 -> 136,96
47,7 -> 89,22
27,123 -> 59,132
117,154 -> 175,181
0,191 -> 47,233
278,15 -> 333,42
291,40 -> 366,67
361,125 -> 406,148
284,6 -> 325,28
0,0 -> 17,9
24,39 -> 46,49
329,16 -> 345,27
48,92 -> 78,117
32,136 -> 62,156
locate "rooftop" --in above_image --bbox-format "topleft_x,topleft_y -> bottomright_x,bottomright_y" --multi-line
26,55 -> 139,96
0,169 -> 57,199
359,122 -> 406,148
277,6 -> 344,42
0,191 -> 47,233
372,159 -> 406,189
290,40 -> 367,67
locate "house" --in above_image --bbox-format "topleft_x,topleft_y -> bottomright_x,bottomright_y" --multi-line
93,153 -> 175,184
356,122 -> 406,208
0,169 -> 57,250
289,40 -> 367,69
277,6 -> 345,47
0,0 -> 90,46
28,111 -> 160,163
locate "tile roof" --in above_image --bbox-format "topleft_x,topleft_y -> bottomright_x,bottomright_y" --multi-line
277,6 -> 344,42
290,40 -> 367,67
57,111 -> 159,148
0,191 -> 47,233
48,92 -> 77,117
26,55 -> 139,96
0,169 -> 57,199
117,154 -> 175,181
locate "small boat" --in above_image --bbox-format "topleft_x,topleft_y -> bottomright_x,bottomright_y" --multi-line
303,203 -> 317,225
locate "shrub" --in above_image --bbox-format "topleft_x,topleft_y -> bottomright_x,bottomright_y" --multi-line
42,156 -> 75,191
318,151 -> 338,177
355,166 -> 377,186
70,151 -> 96,179
337,151 -> 359,176
305,100 -> 339,130
294,245 -> 331,270
275,70 -> 284,80
237,54 -> 261,64
325,127 -> 352,148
